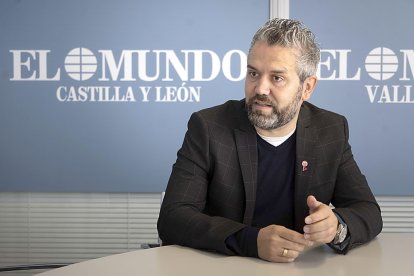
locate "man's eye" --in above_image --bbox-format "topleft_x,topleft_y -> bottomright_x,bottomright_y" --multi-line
249,71 -> 258,78
273,76 -> 283,82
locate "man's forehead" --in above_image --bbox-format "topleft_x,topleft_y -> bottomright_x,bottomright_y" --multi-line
247,45 -> 298,71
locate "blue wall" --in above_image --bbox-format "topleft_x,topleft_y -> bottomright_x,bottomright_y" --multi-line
291,0 -> 414,195
0,0 -> 268,192
2,0 -> 412,195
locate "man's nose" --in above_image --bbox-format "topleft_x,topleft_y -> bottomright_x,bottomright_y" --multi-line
255,78 -> 271,95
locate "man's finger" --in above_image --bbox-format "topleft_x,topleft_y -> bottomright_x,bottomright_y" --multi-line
277,227 -> 313,247
307,195 -> 321,211
305,210 -> 327,224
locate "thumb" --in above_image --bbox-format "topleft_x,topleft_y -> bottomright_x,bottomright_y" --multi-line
307,195 -> 321,212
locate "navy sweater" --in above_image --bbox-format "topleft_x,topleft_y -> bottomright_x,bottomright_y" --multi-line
226,132 -> 296,257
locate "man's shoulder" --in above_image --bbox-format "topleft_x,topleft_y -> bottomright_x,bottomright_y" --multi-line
197,99 -> 245,118
300,101 -> 346,127
190,99 -> 251,132
195,99 -> 246,124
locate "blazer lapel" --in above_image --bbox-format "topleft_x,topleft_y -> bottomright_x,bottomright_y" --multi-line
234,107 -> 258,226
294,103 -> 317,233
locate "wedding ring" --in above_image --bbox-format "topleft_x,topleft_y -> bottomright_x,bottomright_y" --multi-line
282,248 -> 288,257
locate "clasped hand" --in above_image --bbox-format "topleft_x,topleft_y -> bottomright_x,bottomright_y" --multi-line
257,195 -> 338,263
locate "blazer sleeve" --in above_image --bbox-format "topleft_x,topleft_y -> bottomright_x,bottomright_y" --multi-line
157,112 -> 246,255
331,116 -> 383,254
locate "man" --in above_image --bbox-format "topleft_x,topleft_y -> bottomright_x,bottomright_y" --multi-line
157,18 -> 382,263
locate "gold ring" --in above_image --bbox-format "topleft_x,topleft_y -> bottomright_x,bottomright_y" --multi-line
282,248 -> 288,257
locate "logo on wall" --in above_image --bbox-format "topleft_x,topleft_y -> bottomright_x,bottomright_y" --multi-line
318,47 -> 414,104
9,47 -> 247,103
9,47 -> 414,104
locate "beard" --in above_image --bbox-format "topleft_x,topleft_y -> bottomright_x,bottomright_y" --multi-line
246,88 -> 303,130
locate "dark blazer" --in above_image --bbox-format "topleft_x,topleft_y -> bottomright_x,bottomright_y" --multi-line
157,99 -> 382,255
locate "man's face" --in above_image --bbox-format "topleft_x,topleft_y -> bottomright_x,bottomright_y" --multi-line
245,42 -> 306,131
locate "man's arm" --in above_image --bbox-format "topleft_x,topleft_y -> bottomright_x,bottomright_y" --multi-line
332,117 -> 382,252
157,112 -> 246,255
303,117 -> 382,253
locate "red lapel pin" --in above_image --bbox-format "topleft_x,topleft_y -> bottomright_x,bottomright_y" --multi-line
302,160 -> 308,172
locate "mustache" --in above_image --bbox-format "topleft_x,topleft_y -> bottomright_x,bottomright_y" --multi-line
248,94 -> 274,106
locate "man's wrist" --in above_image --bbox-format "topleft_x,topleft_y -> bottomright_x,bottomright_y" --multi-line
225,226 -> 260,257
332,212 -> 348,245
333,223 -> 348,244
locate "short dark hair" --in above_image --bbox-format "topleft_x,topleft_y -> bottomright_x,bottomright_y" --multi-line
249,18 -> 320,82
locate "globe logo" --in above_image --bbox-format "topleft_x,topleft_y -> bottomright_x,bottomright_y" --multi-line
364,47 -> 398,81
64,48 -> 97,81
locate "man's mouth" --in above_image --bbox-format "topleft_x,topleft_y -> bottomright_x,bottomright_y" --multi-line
254,100 -> 273,107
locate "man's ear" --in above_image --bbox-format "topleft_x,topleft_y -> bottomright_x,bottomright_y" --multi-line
301,76 -> 317,101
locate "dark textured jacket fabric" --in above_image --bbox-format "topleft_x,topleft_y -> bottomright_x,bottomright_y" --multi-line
157,99 -> 382,255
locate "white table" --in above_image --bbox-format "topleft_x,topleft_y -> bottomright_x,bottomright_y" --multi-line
36,233 -> 413,276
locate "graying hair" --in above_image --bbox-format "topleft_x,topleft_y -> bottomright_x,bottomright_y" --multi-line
249,18 -> 320,83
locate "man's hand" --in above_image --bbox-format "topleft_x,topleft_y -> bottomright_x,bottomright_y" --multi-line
257,225 -> 312,263
304,195 -> 338,244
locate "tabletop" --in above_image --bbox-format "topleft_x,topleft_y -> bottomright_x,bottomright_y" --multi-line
36,233 -> 414,276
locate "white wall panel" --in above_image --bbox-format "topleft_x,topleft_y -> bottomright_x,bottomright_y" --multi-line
1,193 -> 413,271
0,193 -> 161,268
376,196 -> 414,233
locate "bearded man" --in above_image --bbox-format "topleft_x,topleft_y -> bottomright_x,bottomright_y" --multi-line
157,18 -> 382,263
